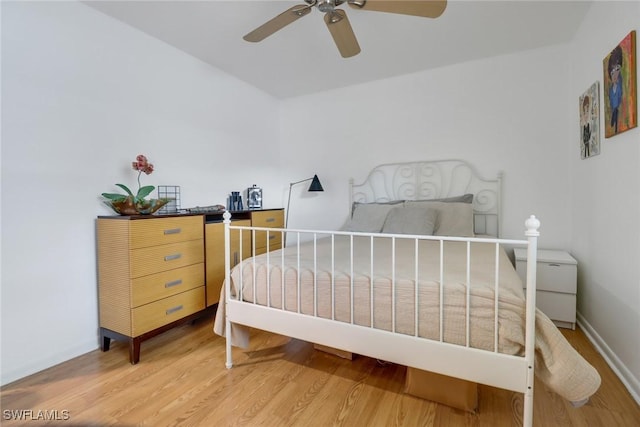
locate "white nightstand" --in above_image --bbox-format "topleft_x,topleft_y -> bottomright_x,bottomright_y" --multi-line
514,248 -> 577,330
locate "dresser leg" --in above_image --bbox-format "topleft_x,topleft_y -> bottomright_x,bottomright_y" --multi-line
99,307 -> 213,364
100,328 -> 111,352
129,338 -> 141,365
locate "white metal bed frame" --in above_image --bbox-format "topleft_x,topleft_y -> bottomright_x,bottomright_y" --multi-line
222,160 -> 540,427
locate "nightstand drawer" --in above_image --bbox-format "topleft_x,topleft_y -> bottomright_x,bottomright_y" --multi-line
537,262 -> 577,293
130,239 -> 204,278
131,263 -> 205,307
254,230 -> 282,252
255,241 -> 282,256
132,287 -> 205,336
130,216 -> 203,249
535,290 -> 576,324
251,210 -> 284,228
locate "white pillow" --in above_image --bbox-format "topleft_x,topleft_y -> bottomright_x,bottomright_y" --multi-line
382,206 -> 438,235
341,202 -> 400,232
405,201 -> 474,237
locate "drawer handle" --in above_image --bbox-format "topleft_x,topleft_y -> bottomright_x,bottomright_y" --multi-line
268,235 -> 276,240
265,218 -> 275,223
164,253 -> 182,261
165,279 -> 183,288
164,228 -> 182,235
166,305 -> 183,315
548,263 -> 561,267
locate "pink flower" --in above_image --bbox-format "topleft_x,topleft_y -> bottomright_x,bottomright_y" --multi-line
132,154 -> 154,175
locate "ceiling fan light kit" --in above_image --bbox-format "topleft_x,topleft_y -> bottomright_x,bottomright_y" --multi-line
243,0 -> 447,58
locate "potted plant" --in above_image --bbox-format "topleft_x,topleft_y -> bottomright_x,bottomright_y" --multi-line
101,154 -> 170,215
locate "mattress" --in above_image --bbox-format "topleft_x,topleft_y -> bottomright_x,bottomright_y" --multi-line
214,235 -> 601,403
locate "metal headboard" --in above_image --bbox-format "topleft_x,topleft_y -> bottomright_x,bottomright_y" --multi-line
349,159 -> 503,237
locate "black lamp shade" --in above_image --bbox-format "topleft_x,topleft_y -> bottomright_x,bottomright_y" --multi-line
308,174 -> 324,192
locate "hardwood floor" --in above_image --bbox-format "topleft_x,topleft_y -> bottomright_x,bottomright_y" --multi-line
2,311 -> 639,426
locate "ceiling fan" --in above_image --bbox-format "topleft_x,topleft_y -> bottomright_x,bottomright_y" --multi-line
243,0 -> 447,58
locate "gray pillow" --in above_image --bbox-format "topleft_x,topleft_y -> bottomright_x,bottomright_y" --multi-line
382,206 -> 438,235
350,200 -> 403,217
405,200 -> 474,237
349,195 -> 470,217
341,202 -> 399,232
411,193 -> 473,204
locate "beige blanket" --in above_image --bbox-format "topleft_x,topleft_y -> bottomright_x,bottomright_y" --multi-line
214,236 -> 600,403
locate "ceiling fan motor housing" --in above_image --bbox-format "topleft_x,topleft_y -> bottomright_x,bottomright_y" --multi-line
317,1 -> 346,13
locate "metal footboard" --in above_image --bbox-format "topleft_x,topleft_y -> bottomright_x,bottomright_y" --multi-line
223,212 -> 540,427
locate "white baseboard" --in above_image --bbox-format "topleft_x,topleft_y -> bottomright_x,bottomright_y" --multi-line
577,312 -> 640,405
0,341 -> 98,387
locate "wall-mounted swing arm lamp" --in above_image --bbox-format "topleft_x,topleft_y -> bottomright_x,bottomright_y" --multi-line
286,174 -> 324,228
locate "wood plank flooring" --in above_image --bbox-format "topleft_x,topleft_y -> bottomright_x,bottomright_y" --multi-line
2,311 -> 639,426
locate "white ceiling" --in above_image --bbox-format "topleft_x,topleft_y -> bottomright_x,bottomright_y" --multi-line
84,0 -> 592,99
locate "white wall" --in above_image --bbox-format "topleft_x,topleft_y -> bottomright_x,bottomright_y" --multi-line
569,1 -> 640,402
1,1 -> 280,385
279,45 -> 574,249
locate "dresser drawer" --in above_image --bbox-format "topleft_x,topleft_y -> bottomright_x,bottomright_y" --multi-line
251,210 -> 284,228
130,216 -> 203,249
131,263 -> 204,307
130,239 -> 204,278
132,287 -> 205,336
536,262 -> 577,293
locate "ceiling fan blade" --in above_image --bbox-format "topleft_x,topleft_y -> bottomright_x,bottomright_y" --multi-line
347,0 -> 447,18
243,4 -> 313,42
324,9 -> 361,58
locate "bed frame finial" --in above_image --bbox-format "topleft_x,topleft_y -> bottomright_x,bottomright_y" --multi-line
525,215 -> 540,237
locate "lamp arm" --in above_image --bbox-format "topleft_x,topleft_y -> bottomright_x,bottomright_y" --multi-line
286,177 -> 313,228
289,177 -> 313,186
286,183 -> 293,228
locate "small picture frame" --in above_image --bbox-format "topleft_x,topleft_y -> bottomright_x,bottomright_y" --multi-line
579,81 -> 600,159
247,185 -> 262,209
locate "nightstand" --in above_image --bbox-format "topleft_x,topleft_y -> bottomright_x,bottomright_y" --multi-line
514,248 -> 577,330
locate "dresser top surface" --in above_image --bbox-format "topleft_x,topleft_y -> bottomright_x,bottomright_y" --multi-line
514,248 -> 577,265
97,208 -> 283,221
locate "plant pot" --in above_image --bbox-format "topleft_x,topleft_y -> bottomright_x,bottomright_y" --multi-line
105,197 -> 170,215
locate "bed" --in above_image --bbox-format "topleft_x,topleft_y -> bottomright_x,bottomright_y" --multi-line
213,160 -> 600,427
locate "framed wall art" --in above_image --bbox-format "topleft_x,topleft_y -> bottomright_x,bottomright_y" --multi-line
579,81 -> 600,159
603,30 -> 636,138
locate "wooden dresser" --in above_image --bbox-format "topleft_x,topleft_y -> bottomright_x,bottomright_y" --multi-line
205,218 -> 251,306
204,209 -> 284,306
97,215 -> 206,363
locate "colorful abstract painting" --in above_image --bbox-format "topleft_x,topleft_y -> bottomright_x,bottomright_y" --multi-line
603,31 -> 637,138
579,82 -> 600,159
